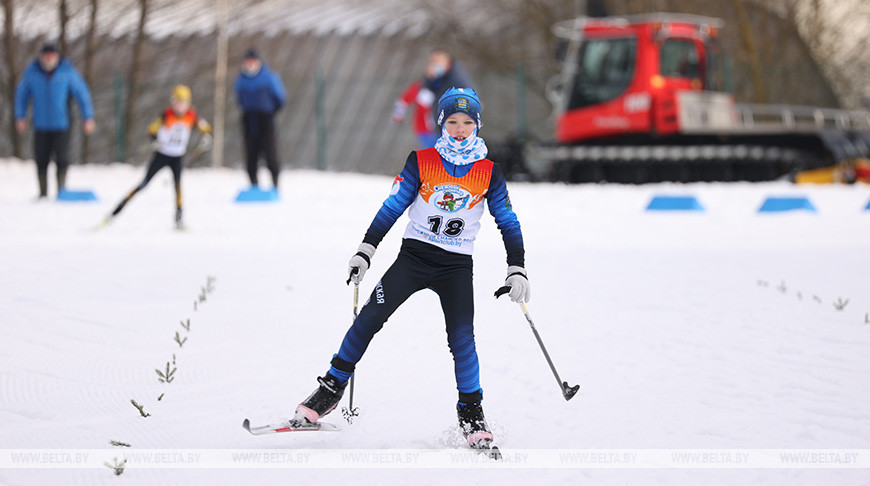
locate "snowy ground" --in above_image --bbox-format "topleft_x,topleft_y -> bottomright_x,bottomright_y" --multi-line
1,158 -> 869,485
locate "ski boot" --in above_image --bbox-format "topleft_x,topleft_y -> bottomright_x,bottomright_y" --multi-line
457,400 -> 493,445
457,392 -> 501,459
457,391 -> 493,444
293,374 -> 347,425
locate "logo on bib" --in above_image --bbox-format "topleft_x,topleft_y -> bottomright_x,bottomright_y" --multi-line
433,184 -> 471,213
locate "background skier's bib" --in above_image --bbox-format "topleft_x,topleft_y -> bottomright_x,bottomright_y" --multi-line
156,109 -> 198,157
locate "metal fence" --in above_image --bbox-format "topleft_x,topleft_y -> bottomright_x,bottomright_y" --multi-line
3,30 -> 549,177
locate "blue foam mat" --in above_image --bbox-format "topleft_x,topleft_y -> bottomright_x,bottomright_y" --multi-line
645,195 -> 704,211
56,188 -> 98,202
235,187 -> 280,203
758,196 -> 816,212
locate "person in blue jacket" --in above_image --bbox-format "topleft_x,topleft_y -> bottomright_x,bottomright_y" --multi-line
15,43 -> 96,199
291,88 -> 530,450
233,49 -> 287,190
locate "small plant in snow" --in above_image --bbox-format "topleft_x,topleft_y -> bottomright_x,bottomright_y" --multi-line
796,292 -> 802,301
193,300 -> 197,311
756,279 -> 769,287
776,281 -> 787,294
130,399 -> 150,418
833,298 -> 849,311
180,318 -> 190,331
174,331 -> 187,347
865,313 -> 869,324
157,393 -> 164,401
156,362 -> 177,383
813,295 -> 822,304
109,440 -> 131,448
104,457 -> 126,476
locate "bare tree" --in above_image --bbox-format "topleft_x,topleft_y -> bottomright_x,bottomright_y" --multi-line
212,0 -> 228,168
731,0 -> 767,103
122,0 -> 150,161
80,0 -> 99,162
58,0 -> 70,53
2,1 -> 51,159
790,0 -> 870,108
2,0 -> 21,157
414,0 -> 579,83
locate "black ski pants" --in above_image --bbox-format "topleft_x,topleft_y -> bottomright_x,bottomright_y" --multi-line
112,152 -> 183,217
33,130 -> 70,197
333,238 -> 482,395
242,111 -> 281,188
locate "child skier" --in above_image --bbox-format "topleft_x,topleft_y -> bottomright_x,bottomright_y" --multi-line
103,85 -> 212,229
293,88 -> 530,450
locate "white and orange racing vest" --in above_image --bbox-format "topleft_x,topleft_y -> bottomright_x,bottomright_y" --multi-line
148,108 -> 211,157
402,148 -> 493,255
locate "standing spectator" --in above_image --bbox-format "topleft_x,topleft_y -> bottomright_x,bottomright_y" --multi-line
15,43 -> 96,200
418,50 -> 475,127
233,48 -> 287,190
392,79 -> 438,149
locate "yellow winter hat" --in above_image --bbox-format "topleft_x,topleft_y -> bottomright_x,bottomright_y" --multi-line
172,84 -> 192,102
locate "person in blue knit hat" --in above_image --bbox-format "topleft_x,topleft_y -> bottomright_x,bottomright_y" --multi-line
15,43 -> 96,199
288,87 -> 530,453
233,48 -> 287,190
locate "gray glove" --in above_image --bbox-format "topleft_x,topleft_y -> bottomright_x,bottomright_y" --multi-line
505,265 -> 530,303
196,133 -> 213,152
347,243 -> 376,285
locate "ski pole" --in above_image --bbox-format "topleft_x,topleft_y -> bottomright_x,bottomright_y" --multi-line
342,281 -> 361,422
495,286 -> 580,401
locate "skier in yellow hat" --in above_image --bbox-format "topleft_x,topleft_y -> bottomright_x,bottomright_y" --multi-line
101,84 -> 212,230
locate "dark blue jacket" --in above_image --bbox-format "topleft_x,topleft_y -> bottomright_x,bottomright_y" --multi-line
233,64 -> 286,114
15,57 -> 94,131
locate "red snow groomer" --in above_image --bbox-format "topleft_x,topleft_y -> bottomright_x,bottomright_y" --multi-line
526,13 -> 870,183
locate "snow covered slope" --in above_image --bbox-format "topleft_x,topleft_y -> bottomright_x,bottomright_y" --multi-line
1,159 -> 869,485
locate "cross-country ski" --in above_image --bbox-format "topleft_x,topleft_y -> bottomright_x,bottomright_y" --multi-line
242,418 -> 340,435
470,439 -> 502,461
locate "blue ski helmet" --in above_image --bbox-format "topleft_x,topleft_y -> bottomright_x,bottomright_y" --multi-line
437,87 -> 482,128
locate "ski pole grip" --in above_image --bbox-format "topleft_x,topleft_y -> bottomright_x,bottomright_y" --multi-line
346,267 -> 359,286
494,285 -> 511,299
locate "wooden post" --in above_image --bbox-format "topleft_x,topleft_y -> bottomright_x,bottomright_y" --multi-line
212,0 -> 228,168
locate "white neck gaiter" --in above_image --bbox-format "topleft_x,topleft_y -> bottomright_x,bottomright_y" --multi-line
434,126 -> 488,166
